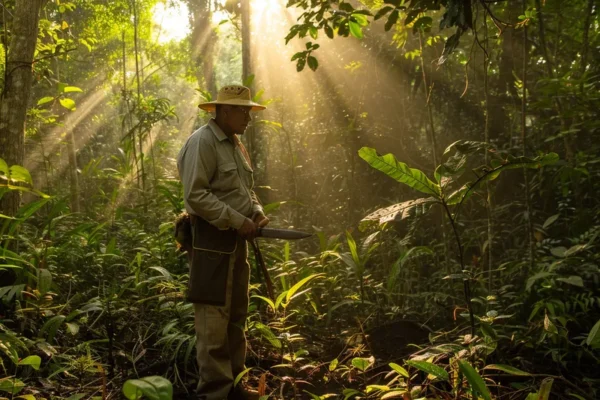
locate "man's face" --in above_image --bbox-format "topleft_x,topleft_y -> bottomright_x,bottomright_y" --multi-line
224,106 -> 252,135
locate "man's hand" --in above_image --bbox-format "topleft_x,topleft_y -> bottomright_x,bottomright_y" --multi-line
253,213 -> 269,228
237,218 -> 257,240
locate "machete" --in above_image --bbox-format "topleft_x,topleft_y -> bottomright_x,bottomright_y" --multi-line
256,227 -> 312,240
251,227 -> 312,301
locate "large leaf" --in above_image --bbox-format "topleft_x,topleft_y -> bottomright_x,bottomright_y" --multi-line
122,376 -> 173,400
360,197 -> 438,229
458,360 -> 491,400
405,360 -> 448,380
358,147 -> 441,197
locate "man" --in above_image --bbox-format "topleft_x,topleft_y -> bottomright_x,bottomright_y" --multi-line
177,84 -> 268,400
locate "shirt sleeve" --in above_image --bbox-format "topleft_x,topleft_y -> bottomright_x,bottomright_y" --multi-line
178,136 -> 247,230
250,191 -> 264,216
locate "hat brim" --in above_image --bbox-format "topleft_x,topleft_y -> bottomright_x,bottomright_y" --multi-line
198,99 -> 266,112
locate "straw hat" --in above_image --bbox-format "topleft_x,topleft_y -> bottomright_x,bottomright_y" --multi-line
198,85 -> 266,112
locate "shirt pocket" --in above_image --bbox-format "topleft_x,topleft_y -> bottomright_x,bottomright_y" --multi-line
236,149 -> 254,188
215,162 -> 239,191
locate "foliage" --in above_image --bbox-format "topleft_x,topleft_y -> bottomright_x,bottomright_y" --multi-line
0,0 -> 599,398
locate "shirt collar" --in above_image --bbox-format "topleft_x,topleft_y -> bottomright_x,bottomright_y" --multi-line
208,119 -> 229,142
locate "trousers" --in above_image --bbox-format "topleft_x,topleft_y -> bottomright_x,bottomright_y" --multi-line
193,237 -> 250,400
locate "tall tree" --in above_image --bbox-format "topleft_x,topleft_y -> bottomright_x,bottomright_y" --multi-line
0,0 -> 46,216
187,0 -> 216,96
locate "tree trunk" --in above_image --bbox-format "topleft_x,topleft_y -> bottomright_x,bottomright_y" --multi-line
0,0 -> 46,216
188,0 -> 216,96
241,0 -> 262,179
241,0 -> 252,86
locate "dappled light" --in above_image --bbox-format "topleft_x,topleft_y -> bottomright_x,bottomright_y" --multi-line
0,0 -> 599,399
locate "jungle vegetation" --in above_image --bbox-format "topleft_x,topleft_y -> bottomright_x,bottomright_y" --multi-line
0,0 -> 599,399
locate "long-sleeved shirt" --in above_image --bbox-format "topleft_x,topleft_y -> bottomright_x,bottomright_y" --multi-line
177,119 -> 263,230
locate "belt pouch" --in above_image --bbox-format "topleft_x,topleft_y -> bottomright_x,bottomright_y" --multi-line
187,217 -> 237,305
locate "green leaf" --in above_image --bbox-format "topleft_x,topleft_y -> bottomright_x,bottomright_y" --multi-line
550,246 -> 566,257
0,377 -> 25,394
458,361 -> 491,400
542,214 -> 559,229
59,97 -> 76,110
345,231 -> 360,266
37,96 -> 55,106
526,272 -> 554,291
309,26 -> 318,39
439,31 -> 461,65
556,276 -> 584,287
234,368 -> 252,387
329,358 -> 339,371
544,313 -> 558,334
38,269 -> 52,295
351,14 -> 369,26
243,74 -> 255,87
586,319 -> 600,348
538,377 -> 554,400
252,295 -> 276,312
253,322 -> 282,349
413,16 -> 433,33
389,362 -> 409,377
343,389 -> 363,400
122,376 -> 173,400
40,315 -> 66,343
385,9 -> 399,31
9,165 -> 33,185
351,357 -> 373,372
358,147 -> 440,197
484,364 -> 531,376
285,273 -> 324,304
63,86 -> 83,93
296,57 -> 306,72
366,385 -> 390,394
275,291 -> 287,310
307,56 -> 319,71
15,395 -> 37,400
66,322 -> 80,335
18,355 -> 41,370
374,6 -> 393,21
0,158 -> 8,177
349,21 -> 363,39
405,360 -> 448,380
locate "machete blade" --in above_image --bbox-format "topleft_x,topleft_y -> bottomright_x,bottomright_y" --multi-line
257,227 -> 312,240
